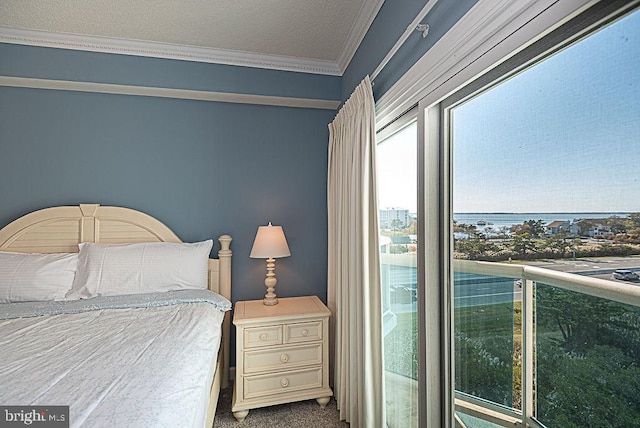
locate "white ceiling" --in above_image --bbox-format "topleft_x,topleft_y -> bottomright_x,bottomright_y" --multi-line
0,0 -> 385,75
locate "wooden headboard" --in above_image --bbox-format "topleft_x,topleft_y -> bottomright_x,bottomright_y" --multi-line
0,203 -> 232,388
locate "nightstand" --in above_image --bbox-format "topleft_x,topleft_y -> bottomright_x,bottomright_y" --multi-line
231,295 -> 333,422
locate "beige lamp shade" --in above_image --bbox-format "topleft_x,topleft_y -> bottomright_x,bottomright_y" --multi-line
250,222 -> 290,306
250,222 -> 291,259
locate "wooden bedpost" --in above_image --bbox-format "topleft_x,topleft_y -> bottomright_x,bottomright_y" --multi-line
218,234 -> 232,389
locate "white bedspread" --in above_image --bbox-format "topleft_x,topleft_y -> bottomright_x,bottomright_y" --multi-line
0,291 -> 228,428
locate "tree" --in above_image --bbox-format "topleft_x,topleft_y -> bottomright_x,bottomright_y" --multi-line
525,219 -> 546,238
389,244 -> 408,254
511,233 -> 536,258
615,228 -> 640,245
605,215 -> 628,234
535,285 -> 640,426
536,284 -> 628,355
455,234 -> 498,260
390,219 -> 404,231
628,213 -> 640,229
510,219 -> 545,238
537,343 -> 640,427
544,231 -> 572,256
404,219 -> 417,235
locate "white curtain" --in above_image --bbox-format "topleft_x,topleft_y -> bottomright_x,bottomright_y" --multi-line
327,75 -> 385,427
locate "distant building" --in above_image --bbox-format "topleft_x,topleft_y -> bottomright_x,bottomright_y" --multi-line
546,219 -> 611,237
379,207 -> 409,229
569,223 -> 581,235
546,220 -> 571,235
573,219 -> 614,237
588,224 -> 612,237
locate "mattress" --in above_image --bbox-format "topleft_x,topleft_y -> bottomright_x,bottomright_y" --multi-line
0,290 -> 229,428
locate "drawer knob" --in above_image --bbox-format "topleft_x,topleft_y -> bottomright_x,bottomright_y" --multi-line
302,329 -> 309,337
259,333 -> 268,341
280,354 -> 289,363
280,378 -> 289,388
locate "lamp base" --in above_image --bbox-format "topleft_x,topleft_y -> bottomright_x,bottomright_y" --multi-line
263,296 -> 278,306
263,257 -> 279,306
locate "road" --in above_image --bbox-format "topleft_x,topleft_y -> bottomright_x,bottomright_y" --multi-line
524,256 -> 640,282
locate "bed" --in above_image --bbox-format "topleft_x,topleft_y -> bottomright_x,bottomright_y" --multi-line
0,204 -> 232,428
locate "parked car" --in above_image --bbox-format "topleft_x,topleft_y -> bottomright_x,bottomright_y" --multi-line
612,269 -> 639,281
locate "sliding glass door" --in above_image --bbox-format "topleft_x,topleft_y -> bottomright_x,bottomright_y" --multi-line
445,5 -> 640,427
376,1 -> 639,427
376,117 -> 418,428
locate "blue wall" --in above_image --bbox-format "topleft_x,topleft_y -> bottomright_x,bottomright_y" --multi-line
342,0 -> 478,102
0,0 -> 490,372
0,2 -> 478,364
0,1 -> 478,305
0,43 -> 339,306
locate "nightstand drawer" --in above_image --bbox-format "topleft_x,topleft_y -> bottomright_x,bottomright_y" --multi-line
244,367 -> 323,399
244,325 -> 282,348
244,343 -> 323,374
284,321 -> 323,343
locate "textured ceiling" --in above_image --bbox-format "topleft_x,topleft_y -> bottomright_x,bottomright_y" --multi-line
0,0 -> 380,73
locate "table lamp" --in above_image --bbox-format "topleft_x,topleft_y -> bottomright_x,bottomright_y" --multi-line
250,222 -> 291,305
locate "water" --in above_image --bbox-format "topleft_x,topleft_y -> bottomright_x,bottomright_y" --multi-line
453,212 -> 630,231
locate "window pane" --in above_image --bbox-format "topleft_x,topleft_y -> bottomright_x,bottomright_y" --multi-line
454,271 -> 515,407
536,283 -> 640,427
450,7 -> 640,426
377,121 -> 418,428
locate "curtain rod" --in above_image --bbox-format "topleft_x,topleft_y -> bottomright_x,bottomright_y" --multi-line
370,0 -> 439,82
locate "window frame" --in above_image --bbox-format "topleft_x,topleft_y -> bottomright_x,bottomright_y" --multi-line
374,0 -> 640,426
435,1 -> 640,426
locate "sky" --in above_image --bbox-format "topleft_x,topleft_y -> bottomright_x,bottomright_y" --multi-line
377,121 -> 418,212
452,9 -> 640,213
377,8 -> 639,214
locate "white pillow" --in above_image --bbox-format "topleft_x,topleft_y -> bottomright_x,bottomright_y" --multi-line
0,252 -> 79,303
67,240 -> 213,299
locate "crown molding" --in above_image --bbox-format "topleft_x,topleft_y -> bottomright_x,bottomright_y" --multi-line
336,0 -> 386,73
0,76 -> 341,110
0,25 -> 343,76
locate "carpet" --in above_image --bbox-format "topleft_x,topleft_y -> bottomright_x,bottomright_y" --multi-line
214,386 -> 349,427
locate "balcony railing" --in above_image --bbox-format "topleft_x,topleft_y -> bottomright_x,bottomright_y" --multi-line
454,260 -> 640,427
380,255 -> 640,427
